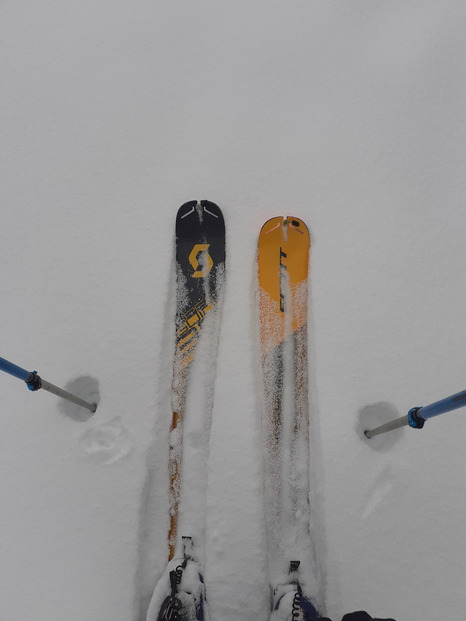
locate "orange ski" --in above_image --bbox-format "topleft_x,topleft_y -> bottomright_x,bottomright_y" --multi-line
258,216 -> 318,613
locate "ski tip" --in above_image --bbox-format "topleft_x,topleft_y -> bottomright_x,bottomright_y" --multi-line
286,217 -> 309,235
200,200 -> 224,221
176,200 -> 224,227
259,216 -> 283,236
177,200 -> 198,219
259,216 -> 309,239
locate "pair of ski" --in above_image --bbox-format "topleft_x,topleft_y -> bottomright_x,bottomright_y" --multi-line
147,202 -> 318,621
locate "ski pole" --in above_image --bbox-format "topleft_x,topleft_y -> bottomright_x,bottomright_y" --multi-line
364,389 -> 466,438
0,356 -> 97,413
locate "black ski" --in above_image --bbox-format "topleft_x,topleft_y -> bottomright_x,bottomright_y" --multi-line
147,201 -> 225,621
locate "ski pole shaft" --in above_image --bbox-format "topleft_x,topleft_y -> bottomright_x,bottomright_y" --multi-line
39,379 -> 97,412
364,389 -> 466,439
0,357 -> 31,382
364,413 -> 410,438
0,356 -> 97,413
418,389 -> 466,420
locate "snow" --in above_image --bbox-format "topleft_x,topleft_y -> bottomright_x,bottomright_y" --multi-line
1,1 -> 466,620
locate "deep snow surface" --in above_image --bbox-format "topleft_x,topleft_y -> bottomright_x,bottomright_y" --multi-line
1,2 -> 466,620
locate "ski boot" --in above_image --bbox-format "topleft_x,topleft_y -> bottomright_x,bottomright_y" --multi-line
271,561 -> 318,621
157,538 -> 208,621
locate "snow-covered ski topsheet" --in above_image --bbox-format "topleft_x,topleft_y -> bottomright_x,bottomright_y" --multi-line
258,218 -> 322,618
147,202 -> 225,621
169,200 -> 226,561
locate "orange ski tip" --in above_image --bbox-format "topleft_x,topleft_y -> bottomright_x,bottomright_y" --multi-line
264,221 -> 282,235
259,216 -> 283,235
258,214 -> 310,352
288,221 -> 304,234
286,216 -> 309,233
259,216 -> 309,237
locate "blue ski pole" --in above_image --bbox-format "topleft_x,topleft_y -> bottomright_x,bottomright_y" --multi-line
364,389 -> 466,438
0,356 -> 97,413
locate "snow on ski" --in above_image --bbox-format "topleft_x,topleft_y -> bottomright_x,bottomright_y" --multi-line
258,216 -> 320,620
147,201 -> 225,621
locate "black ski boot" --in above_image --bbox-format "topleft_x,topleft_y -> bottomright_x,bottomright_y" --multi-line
271,561 -> 318,621
157,538 -> 208,621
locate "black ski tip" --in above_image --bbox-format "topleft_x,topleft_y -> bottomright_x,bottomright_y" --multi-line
176,200 -> 225,249
177,200 -> 198,220
200,199 -> 221,213
176,200 -> 224,224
